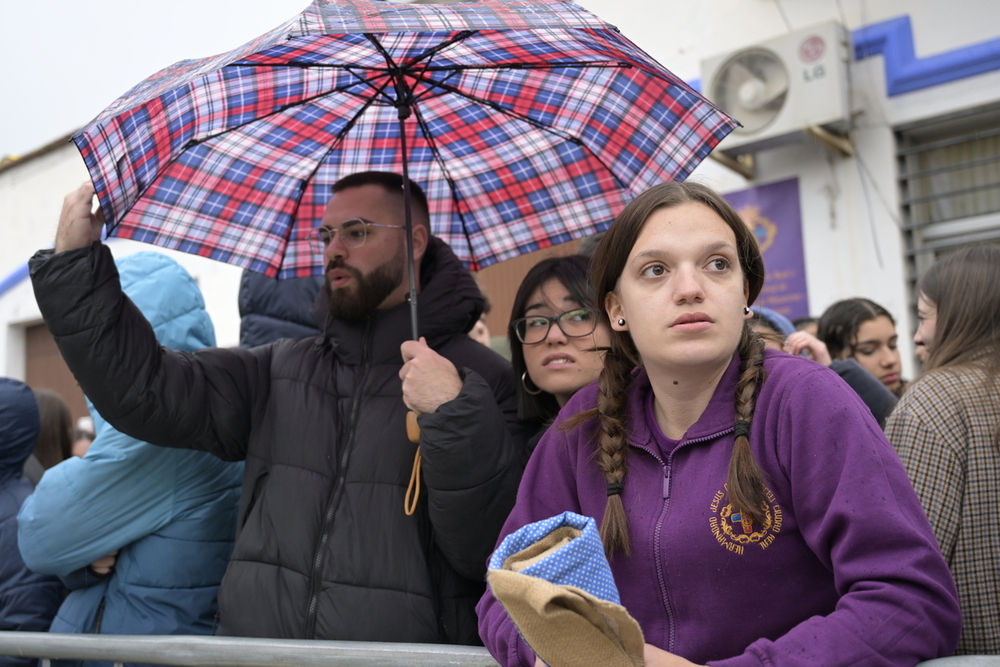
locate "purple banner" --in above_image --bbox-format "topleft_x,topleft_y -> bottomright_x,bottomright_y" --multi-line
723,178 -> 810,321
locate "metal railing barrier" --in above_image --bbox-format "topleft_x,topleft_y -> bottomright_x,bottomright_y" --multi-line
1,632 -> 997,667
0,633 -> 500,667
921,660 -> 1000,667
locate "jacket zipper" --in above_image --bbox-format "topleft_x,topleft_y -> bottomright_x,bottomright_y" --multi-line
90,597 -> 106,634
631,426 -> 733,653
302,319 -> 373,639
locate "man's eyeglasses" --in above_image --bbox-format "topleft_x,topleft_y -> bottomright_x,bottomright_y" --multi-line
312,218 -> 405,254
512,308 -> 599,344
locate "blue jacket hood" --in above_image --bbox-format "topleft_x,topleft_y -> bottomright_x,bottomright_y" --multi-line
115,252 -> 215,352
85,252 -> 217,437
0,378 -> 40,481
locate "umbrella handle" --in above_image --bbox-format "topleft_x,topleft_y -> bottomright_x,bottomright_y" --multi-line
406,410 -> 420,443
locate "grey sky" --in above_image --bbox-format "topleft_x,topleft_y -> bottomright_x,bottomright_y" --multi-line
0,0 -> 309,159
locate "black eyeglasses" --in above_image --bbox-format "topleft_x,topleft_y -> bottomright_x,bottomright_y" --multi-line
512,308 -> 599,344
311,218 -> 405,254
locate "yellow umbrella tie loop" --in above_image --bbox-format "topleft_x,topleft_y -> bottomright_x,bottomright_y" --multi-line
404,410 -> 421,516
405,448 -> 422,516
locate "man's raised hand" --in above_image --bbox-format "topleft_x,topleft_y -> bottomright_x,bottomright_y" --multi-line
55,183 -> 105,253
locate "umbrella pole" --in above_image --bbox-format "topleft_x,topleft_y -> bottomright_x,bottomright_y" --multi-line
394,81 -> 424,483
399,104 -> 424,511
396,99 -> 419,343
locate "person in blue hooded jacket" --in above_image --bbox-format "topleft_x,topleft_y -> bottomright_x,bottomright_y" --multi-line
17,252 -> 244,663
0,377 -> 63,667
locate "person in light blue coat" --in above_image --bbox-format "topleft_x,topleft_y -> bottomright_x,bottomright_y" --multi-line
17,252 -> 243,664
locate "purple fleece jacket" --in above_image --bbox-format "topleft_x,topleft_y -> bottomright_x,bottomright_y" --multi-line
478,351 -> 960,666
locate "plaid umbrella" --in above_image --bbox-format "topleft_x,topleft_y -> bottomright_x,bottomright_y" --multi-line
73,0 -> 736,290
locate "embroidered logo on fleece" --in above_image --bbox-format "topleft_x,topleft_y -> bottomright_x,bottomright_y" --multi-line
708,485 -> 783,555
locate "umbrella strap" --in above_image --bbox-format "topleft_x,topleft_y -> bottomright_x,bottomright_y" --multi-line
405,447 -> 422,516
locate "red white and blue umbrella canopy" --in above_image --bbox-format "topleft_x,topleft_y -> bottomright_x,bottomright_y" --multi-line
75,0 -> 737,278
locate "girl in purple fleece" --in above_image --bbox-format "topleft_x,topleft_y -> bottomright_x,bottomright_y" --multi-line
477,182 -> 960,667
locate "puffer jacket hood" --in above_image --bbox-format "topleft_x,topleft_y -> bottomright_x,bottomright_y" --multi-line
411,236 -> 485,342
0,378 -> 40,485
115,252 -> 215,351
85,252 -> 217,437
239,270 -> 323,347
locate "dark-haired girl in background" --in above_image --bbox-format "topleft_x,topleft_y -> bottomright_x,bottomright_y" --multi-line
816,298 -> 907,397
508,255 -> 610,461
478,181 -> 959,667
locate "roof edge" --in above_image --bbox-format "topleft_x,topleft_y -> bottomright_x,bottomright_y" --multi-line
0,130 -> 80,176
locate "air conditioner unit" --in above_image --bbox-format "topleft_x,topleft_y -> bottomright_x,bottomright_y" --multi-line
701,21 -> 852,156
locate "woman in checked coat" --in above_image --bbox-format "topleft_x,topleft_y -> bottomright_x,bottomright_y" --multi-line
885,244 -> 1000,654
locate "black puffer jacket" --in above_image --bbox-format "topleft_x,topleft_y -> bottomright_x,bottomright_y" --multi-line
29,238 -> 531,644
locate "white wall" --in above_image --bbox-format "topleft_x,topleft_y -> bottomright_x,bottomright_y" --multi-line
0,142 -> 243,380
576,0 -> 1000,84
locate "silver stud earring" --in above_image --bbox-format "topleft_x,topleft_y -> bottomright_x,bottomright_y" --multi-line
743,307 -> 750,315
617,318 -> 626,326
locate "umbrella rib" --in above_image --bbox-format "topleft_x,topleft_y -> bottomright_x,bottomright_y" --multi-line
277,78 -> 395,274
233,30 -> 476,73
407,74 -> 581,144
161,73 -> 393,152
408,69 -> 463,105
341,66 -> 401,107
233,61 -> 626,72
408,103 -> 477,266
404,30 -> 463,102
364,33 -> 418,110
411,73 -> 632,195
331,78 -> 395,144
397,30 -> 477,70
365,32 -> 401,71
230,57 -> 402,106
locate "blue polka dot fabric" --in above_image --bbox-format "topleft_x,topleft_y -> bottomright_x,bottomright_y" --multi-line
488,511 -> 621,604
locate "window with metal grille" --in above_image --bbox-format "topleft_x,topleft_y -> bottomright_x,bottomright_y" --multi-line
896,102 -> 1000,367
897,102 -> 1000,281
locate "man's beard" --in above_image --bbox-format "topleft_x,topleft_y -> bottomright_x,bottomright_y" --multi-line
325,245 -> 405,321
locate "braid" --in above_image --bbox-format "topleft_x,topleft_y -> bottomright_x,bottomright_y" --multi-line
727,323 -> 770,525
594,345 -> 634,559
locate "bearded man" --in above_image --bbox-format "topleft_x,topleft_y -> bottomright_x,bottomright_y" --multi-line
29,172 -> 531,643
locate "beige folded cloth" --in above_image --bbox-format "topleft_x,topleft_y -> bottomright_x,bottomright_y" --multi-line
487,527 -> 645,667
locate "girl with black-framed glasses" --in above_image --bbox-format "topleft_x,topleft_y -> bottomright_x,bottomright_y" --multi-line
507,255 -> 610,462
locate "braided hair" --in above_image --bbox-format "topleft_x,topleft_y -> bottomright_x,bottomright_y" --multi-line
571,181 -> 769,558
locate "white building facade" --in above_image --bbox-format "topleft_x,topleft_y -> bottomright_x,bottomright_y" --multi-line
585,0 -> 1000,375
